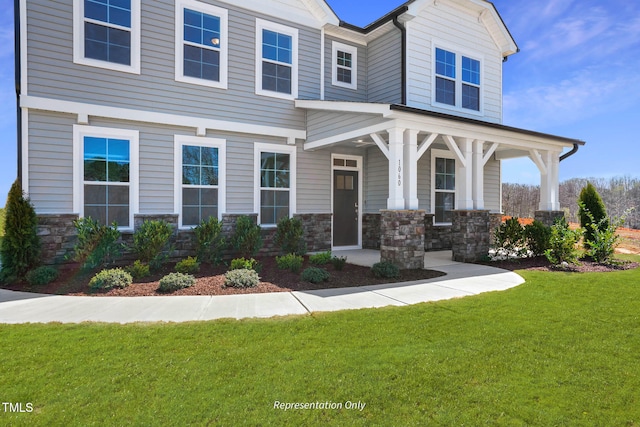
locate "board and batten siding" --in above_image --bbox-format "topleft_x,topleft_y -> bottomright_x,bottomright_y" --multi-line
323,36 -> 367,102
25,0 -> 321,131
367,29 -> 402,104
406,2 -> 504,123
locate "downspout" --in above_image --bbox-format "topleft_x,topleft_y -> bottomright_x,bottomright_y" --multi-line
559,143 -> 579,162
14,0 -> 22,182
392,17 -> 406,105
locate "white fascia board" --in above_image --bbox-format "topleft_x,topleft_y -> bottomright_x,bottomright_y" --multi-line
295,100 -> 393,117
21,95 -> 306,140
215,0 -> 334,28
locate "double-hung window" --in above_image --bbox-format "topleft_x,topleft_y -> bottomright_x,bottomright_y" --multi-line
74,0 -> 140,73
432,150 -> 456,224
332,41 -> 357,90
256,19 -> 298,99
175,0 -> 228,89
73,126 -> 139,230
174,136 -> 226,228
434,47 -> 481,112
254,143 -> 296,226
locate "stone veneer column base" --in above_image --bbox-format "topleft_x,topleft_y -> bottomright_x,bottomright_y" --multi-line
362,213 -> 381,249
294,213 -> 332,253
380,210 -> 425,269
423,213 -> 452,251
37,214 -> 80,264
451,210 -> 491,263
534,210 -> 565,227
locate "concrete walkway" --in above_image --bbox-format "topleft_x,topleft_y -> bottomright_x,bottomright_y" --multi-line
0,251 -> 524,324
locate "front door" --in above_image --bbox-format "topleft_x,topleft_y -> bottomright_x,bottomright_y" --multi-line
333,170 -> 359,247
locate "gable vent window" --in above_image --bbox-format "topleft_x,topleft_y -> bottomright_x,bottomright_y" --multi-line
434,47 -> 481,112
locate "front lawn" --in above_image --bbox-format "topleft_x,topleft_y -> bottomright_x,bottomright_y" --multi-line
1,256 -> 639,426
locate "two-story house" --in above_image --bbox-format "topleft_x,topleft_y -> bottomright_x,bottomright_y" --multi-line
15,0 -> 584,266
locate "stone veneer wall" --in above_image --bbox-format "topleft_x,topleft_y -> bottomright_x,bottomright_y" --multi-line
362,213 -> 381,249
423,214 -> 452,251
37,214 -> 80,264
294,213 -> 332,253
534,210 -> 565,227
451,210 -> 491,263
380,210 -> 425,269
489,213 -> 503,246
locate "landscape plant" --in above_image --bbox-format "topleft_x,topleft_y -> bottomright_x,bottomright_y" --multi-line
275,253 -> 303,273
175,256 -> 200,274
89,268 -> 132,291
230,215 -> 262,258
523,220 -> 552,256
544,217 -> 582,266
229,257 -> 260,272
274,217 -> 306,255
224,268 -> 260,288
132,219 -> 174,271
301,266 -> 330,283
158,272 -> 195,292
125,260 -> 150,280
70,217 -> 123,270
331,255 -> 347,271
578,182 -> 608,249
0,179 -> 41,281
25,266 -> 59,286
580,202 -> 631,264
493,217 -> 527,258
193,216 -> 225,265
309,251 -> 332,265
371,260 -> 400,278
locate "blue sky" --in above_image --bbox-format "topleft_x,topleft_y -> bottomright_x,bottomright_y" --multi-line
0,0 -> 639,199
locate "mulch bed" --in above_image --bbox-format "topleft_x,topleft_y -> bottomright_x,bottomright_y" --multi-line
2,256 -> 446,297
478,256 -> 639,273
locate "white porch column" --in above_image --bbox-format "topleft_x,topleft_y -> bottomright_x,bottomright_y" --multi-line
531,149 -> 561,211
403,129 -> 419,209
387,127 -> 406,209
472,140 -> 485,210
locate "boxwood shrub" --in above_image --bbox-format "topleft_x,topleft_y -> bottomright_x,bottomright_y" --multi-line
89,268 -> 133,291
158,272 -> 196,293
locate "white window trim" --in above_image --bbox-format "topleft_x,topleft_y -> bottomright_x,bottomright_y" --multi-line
73,0 -> 141,74
72,125 -> 139,231
431,43 -> 484,116
255,18 -> 299,100
254,142 -> 297,227
331,41 -> 357,90
175,0 -> 228,89
174,135 -> 226,229
431,148 -> 457,226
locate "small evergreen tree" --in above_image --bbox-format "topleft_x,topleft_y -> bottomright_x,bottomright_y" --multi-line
0,180 -> 41,281
578,182 -> 607,248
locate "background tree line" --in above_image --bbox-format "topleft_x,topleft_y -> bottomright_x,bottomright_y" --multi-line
502,176 -> 640,229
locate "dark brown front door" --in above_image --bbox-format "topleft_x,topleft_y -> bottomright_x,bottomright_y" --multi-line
333,170 -> 359,246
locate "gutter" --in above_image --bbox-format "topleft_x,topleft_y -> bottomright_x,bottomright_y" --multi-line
559,143 -> 580,162
14,0 -> 22,182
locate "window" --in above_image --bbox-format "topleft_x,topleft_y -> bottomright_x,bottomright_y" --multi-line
332,41 -> 357,90
432,150 -> 456,224
73,126 -> 139,229
256,19 -> 298,99
175,0 -> 228,89
73,0 -> 140,73
434,47 -> 481,112
174,136 -> 226,228
254,143 -> 296,226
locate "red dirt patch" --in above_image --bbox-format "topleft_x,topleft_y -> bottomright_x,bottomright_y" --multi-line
3,256 -> 446,297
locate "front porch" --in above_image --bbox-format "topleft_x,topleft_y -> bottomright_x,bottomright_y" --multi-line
297,101 -> 584,267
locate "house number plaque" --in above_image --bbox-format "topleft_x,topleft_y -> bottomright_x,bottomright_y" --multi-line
397,160 -> 402,186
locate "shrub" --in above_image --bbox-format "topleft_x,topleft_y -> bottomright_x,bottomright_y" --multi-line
0,179 -> 41,281
578,182 -> 607,249
230,215 -> 262,258
524,220 -> 552,257
229,257 -> 260,272
309,251 -> 332,265
158,272 -> 196,293
224,268 -> 260,288
301,267 -> 330,283
193,217 -> 225,265
544,217 -> 582,266
493,217 -> 526,257
274,217 -> 306,255
580,203 -> 631,264
25,266 -> 59,286
132,219 -> 174,271
125,260 -> 150,280
331,255 -> 347,271
70,217 -> 123,270
276,253 -> 303,273
89,268 -> 132,291
175,256 -> 201,274
371,261 -> 400,279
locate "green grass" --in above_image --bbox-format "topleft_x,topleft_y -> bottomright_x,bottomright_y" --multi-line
1,256 -> 639,426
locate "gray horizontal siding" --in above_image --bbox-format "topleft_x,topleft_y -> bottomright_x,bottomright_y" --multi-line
26,0 -> 321,131
323,36 -> 367,102
364,146 -> 388,213
483,158 -> 501,212
307,111 -> 390,142
367,29 -> 402,104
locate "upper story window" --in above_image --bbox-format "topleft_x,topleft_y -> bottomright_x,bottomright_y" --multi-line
434,47 -> 481,113
255,19 -> 299,100
73,0 -> 141,74
175,0 -> 228,89
332,41 -> 357,90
